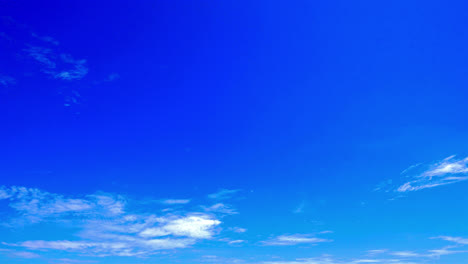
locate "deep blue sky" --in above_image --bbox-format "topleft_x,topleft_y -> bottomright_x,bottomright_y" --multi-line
1,1 -> 468,263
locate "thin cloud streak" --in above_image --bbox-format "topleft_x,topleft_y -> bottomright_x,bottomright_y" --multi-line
160,199 -> 191,205
262,234 -> 332,246
208,189 -> 240,200
397,156 -> 468,192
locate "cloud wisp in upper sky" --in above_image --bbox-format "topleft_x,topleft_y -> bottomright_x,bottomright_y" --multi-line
397,155 -> 468,192
0,17 -> 119,110
207,189 -> 241,200
0,75 -> 15,88
24,46 -> 88,81
375,155 -> 468,194
261,234 -> 332,246
160,199 -> 191,205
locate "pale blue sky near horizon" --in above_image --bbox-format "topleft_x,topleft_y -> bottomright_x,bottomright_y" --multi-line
1,0 -> 468,263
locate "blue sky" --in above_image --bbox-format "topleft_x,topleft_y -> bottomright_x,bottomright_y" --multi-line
1,0 -> 468,263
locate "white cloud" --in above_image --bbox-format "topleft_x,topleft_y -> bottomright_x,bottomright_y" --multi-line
25,46 -> 56,69
139,214 -> 220,239
390,251 -> 421,257
0,187 -> 12,199
423,155 -> 468,176
434,236 -> 468,245
0,185 -> 224,257
428,245 -> 468,257
261,256 -> 420,264
199,255 -> 246,263
0,186 -> 126,223
25,46 -> 88,81
88,194 -> 126,215
230,227 -> 247,233
157,214 -> 220,238
366,249 -> 388,255
228,240 -> 245,244
160,199 -> 191,205
208,189 -> 240,200
261,256 -> 346,264
203,203 -> 238,215
32,32 -> 60,45
9,251 -> 40,259
262,234 -> 332,246
397,156 -> 468,192
15,238 -> 195,257
55,54 -> 88,80
50,258 -> 97,264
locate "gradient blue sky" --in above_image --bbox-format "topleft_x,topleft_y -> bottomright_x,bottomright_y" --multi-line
1,1 -> 468,263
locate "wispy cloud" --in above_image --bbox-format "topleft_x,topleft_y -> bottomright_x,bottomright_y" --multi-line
31,32 -> 59,45
0,75 -> 15,87
0,185 -> 226,257
202,203 -> 238,215
229,227 -> 247,233
160,199 -> 191,205
24,46 -> 88,81
259,249 -> 463,264
0,186 -> 124,224
293,200 -> 306,214
258,236 -> 468,263
390,251 -> 422,258
199,255 -> 246,263
262,234 -> 332,246
50,258 -> 97,264
260,256 -> 388,264
25,46 -> 57,69
433,236 -> 468,245
54,54 -> 88,80
105,73 -> 119,82
208,189 -> 240,200
228,239 -> 245,244
393,156 -> 468,192
366,249 -> 388,255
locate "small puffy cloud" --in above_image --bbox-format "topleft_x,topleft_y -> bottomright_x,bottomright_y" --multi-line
262,234 -> 332,246
139,214 -> 220,239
